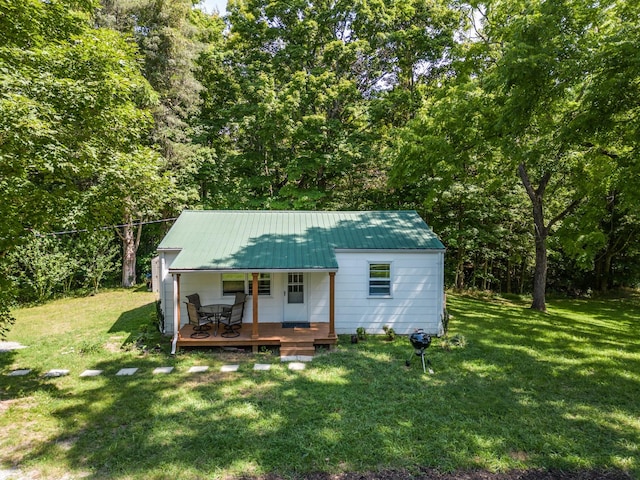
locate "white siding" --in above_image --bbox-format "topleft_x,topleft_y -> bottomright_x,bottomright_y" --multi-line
159,252 -> 444,336
307,272 -> 330,322
333,251 -> 444,335
159,251 -> 178,334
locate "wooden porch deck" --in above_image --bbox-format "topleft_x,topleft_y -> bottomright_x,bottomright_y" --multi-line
175,322 -> 337,357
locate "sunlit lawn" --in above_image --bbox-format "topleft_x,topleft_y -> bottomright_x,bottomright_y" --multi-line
1,289 -> 638,479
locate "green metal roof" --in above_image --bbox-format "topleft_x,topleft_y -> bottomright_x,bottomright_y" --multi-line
158,210 -> 444,272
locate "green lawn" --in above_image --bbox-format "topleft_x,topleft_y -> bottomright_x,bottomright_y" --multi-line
1,289 -> 638,479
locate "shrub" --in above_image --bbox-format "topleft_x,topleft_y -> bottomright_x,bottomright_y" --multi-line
382,325 -> 396,341
356,327 -> 367,340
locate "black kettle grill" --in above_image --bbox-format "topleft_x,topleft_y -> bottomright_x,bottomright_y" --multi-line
406,329 -> 433,374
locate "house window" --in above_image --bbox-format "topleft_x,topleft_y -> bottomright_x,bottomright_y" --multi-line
222,273 -> 245,296
248,273 -> 271,296
369,263 -> 391,296
223,273 -> 271,296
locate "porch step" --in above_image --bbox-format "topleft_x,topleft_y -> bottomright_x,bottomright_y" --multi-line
280,341 -> 315,358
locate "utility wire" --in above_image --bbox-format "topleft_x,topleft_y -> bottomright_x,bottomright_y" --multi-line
32,217 -> 178,237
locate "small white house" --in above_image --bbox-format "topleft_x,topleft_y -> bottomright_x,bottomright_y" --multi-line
157,210 -> 445,354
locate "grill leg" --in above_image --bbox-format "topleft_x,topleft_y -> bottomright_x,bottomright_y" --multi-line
406,349 -> 433,374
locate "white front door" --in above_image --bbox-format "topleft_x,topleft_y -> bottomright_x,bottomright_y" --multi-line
283,272 -> 307,322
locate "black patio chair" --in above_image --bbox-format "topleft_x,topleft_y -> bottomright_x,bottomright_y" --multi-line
186,292 -> 218,321
221,291 -> 247,316
186,293 -> 203,310
234,292 -> 247,304
185,302 -> 213,338
219,301 -> 244,338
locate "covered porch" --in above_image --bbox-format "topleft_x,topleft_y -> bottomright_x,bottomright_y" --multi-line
175,322 -> 337,357
171,271 -> 337,357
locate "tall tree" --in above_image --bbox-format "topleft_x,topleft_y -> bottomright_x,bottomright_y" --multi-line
97,0 -> 204,172
197,0 -> 461,209
394,0 -> 639,309
96,0 -> 203,285
391,68 -> 533,292
0,0 -> 162,307
566,0 -> 640,291
480,0 -> 640,309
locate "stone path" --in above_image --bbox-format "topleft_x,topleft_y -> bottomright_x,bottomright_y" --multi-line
5,361 -> 307,378
0,342 -> 27,352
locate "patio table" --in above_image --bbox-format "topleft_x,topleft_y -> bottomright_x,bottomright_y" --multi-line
199,304 -> 231,336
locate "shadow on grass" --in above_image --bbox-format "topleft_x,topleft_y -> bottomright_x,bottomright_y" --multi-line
13,295 -> 640,479
1,349 -> 66,402
107,303 -> 159,348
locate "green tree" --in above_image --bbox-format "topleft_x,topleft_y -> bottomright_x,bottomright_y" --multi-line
197,0 -> 461,209
565,0 -> 640,291
78,231 -> 119,294
97,0 -> 205,285
0,0 -> 162,315
97,0 -> 204,176
480,0 -> 640,308
394,0 -> 639,308
8,234 -> 75,302
391,72 -> 533,292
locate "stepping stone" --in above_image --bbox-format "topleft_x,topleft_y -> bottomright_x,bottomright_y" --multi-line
153,367 -> 174,374
281,355 -> 314,363
0,342 -> 27,352
253,363 -> 272,371
288,362 -> 306,371
220,364 -> 239,372
7,369 -> 31,376
45,369 -> 70,377
188,366 -> 209,373
79,369 -> 103,377
115,368 -> 138,376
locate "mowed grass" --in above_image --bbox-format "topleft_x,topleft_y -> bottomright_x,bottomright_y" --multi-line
1,289 -> 639,479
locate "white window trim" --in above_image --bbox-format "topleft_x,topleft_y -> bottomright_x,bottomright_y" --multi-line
367,261 -> 393,298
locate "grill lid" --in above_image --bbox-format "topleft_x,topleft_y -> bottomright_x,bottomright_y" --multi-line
409,329 -> 432,349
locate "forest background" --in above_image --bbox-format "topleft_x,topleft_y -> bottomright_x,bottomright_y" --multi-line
1,0 -> 638,334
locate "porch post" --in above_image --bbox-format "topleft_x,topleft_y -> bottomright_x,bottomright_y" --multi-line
171,273 -> 181,355
329,271 -> 336,338
251,272 -> 259,339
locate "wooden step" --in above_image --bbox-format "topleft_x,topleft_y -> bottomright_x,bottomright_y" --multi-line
280,346 -> 316,357
280,341 -> 315,358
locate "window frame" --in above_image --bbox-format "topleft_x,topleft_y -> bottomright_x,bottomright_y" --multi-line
221,273 -> 246,297
222,273 -> 272,297
248,273 -> 272,296
368,262 -> 392,298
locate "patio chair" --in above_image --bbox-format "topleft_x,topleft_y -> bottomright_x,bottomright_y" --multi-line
221,291 -> 247,315
186,292 -> 217,321
185,302 -> 213,338
219,301 -> 244,338
186,293 -> 203,310
234,292 -> 247,305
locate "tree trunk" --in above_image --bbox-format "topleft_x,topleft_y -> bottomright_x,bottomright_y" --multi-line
599,252 -> 613,293
518,162 -> 581,312
518,163 -> 550,312
120,216 -> 143,288
531,225 -> 548,311
455,245 -> 465,290
519,260 -> 527,294
121,221 -> 137,288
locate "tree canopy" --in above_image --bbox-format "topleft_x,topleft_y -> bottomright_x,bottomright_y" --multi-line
1,0 -> 639,330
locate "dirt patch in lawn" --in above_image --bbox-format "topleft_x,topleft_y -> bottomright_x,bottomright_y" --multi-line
241,468 -> 634,480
